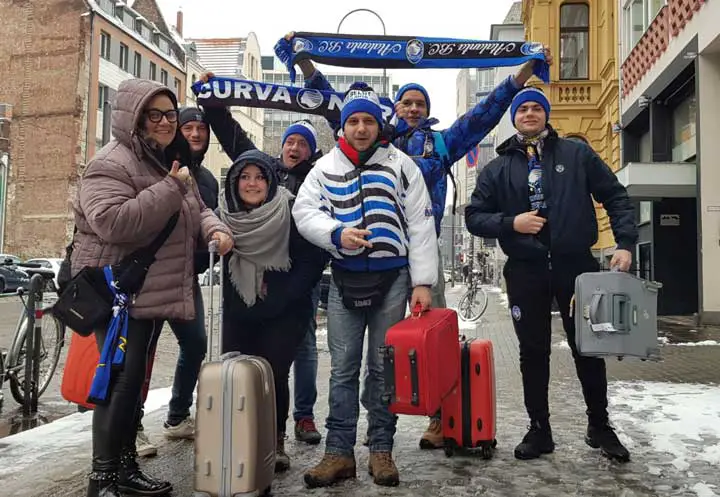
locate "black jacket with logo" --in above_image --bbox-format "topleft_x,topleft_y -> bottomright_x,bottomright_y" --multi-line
465,127 -> 637,262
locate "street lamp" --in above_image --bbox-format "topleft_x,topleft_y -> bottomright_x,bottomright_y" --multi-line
336,9 -> 388,98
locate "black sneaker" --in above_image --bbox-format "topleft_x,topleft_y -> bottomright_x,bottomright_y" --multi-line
585,423 -> 630,463
514,420 -> 555,460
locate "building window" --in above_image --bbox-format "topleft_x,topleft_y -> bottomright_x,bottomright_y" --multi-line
157,37 -> 170,55
98,84 -> 109,110
100,31 -> 111,60
149,62 -> 157,81
174,78 -> 181,95
133,52 -> 142,78
639,201 -> 652,224
559,3 -> 589,80
623,0 -> 666,54
119,43 -> 129,72
672,92 -> 697,162
160,69 -> 168,86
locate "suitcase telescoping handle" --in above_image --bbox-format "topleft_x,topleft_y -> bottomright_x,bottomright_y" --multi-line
588,292 -> 634,334
206,240 -> 225,362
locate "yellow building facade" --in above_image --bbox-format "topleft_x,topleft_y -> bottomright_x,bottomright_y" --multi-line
522,0 -> 620,252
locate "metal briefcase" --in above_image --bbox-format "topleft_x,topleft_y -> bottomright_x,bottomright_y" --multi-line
574,271 -> 662,360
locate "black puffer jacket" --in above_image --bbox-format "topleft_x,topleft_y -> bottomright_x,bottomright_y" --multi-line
465,127 -> 637,261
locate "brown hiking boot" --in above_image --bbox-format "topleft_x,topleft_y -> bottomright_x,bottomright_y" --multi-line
275,434 -> 290,473
419,418 -> 444,449
303,454 -> 356,488
368,452 -> 399,487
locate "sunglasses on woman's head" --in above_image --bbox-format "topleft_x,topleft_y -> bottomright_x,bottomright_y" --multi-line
146,108 -> 178,123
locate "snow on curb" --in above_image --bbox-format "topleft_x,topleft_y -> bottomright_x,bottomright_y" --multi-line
609,381 -> 720,495
0,387 -> 172,480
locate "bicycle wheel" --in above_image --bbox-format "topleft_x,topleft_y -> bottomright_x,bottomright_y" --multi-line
458,291 -> 478,321
7,312 -> 65,405
459,288 -> 488,322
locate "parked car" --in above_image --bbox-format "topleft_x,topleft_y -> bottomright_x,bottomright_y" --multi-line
0,259 -> 30,294
24,258 -> 63,291
0,254 -> 22,265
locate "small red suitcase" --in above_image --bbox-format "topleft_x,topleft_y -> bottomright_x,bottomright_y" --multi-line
381,306 -> 460,416
441,338 -> 497,458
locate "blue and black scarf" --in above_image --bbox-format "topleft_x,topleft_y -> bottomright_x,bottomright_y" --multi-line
192,77 -> 395,123
275,33 -> 549,84
87,266 -> 129,405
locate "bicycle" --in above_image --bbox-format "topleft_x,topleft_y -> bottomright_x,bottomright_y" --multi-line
0,263 -> 66,406
457,275 -> 489,322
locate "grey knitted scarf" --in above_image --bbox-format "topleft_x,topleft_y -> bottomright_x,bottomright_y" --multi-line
218,187 -> 294,306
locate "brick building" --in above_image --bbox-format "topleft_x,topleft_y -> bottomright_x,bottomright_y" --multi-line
0,0 -> 185,258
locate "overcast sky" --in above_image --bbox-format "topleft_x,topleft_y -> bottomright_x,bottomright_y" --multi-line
156,0 -> 523,129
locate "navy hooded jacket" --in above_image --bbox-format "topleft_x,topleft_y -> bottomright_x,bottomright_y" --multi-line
218,151 -> 327,332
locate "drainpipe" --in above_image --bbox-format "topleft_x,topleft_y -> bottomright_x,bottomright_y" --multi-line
81,2 -> 95,166
617,0 -> 624,171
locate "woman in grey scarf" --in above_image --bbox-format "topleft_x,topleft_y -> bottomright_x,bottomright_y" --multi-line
217,150 -> 327,472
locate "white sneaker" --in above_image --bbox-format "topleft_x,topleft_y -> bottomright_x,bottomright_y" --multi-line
163,416 -> 195,440
136,430 -> 158,457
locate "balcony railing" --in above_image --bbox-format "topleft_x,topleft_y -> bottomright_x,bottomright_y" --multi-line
551,81 -> 603,106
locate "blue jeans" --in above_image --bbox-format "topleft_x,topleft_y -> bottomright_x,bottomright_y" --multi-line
293,283 -> 320,421
167,281 -> 207,424
325,268 -> 409,456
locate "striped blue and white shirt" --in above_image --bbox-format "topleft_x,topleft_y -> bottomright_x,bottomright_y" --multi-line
292,144 -> 438,287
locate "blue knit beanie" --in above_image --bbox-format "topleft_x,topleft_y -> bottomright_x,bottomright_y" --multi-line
395,83 -> 431,114
340,88 -> 384,130
511,87 -> 551,125
282,120 -> 318,153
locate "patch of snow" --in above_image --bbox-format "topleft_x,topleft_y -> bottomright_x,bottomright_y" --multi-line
553,340 -> 571,350
609,381 -> 720,480
675,340 -> 720,347
0,387 -> 172,479
692,482 -> 718,497
658,336 -> 670,345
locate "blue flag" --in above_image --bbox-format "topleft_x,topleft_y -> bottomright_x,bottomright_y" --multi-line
87,266 -> 129,405
276,33 -> 549,84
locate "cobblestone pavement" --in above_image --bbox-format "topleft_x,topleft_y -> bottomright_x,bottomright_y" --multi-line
1,285 -> 719,496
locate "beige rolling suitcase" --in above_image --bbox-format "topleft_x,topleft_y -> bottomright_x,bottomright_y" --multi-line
194,243 -> 276,497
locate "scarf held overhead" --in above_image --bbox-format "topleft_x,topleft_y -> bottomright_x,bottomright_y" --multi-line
218,187 -> 294,307
192,77 -> 395,123
282,32 -> 549,83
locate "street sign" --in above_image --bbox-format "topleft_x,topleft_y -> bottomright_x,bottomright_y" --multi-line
466,144 -> 479,168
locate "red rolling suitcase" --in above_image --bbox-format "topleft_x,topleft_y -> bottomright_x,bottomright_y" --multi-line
441,338 -> 497,458
381,306 -> 460,416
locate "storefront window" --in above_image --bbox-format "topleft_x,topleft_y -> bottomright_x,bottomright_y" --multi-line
672,93 -> 697,162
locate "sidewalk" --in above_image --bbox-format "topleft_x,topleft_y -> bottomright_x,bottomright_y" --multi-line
1,285 -> 719,496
